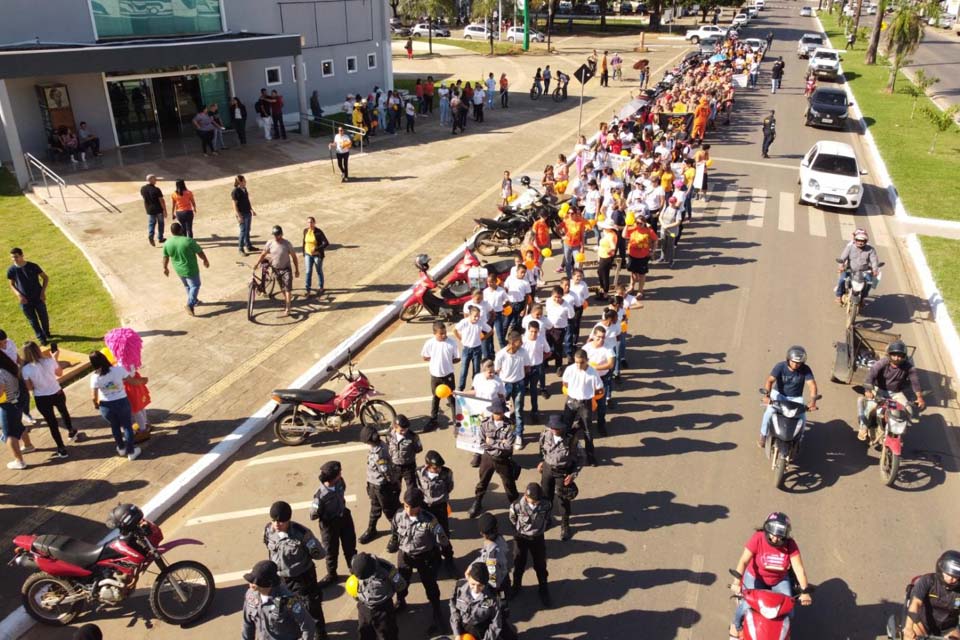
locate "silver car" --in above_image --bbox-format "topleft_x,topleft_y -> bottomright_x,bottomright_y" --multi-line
797,33 -> 825,58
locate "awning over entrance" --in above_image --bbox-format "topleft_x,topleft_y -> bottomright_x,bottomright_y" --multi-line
0,32 -> 301,79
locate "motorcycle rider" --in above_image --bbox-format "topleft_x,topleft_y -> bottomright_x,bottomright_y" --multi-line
351,552 -> 406,640
392,486 -> 448,634
728,512 -> 813,638
835,228 -> 880,305
901,551 -> 960,640
509,176 -> 541,211
538,414 -> 584,541
759,346 -> 819,449
387,414 -> 422,492
416,449 -> 456,570
467,397 -> 520,518
358,425 -> 401,552
242,559 -> 318,640
262,501 -> 327,636
857,340 -> 926,441
309,460 -> 357,587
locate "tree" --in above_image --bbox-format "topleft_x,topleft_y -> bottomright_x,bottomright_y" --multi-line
864,0 -> 887,64
399,0 -> 456,55
470,0 -> 499,52
901,69 -> 939,119
884,0 -> 924,93
921,104 -> 960,153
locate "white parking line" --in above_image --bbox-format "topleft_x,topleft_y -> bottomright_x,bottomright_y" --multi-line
186,497 -> 356,526
247,443 -> 369,467
212,570 -> 249,586
364,363 -> 429,373
747,188 -> 766,227
807,206 -> 827,237
778,192 -> 795,232
382,334 -> 434,344
712,156 -> 797,171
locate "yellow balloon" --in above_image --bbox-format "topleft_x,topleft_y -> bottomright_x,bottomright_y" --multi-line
598,213 -> 606,222
542,248 -> 553,258
621,321 -> 628,332
620,150 -> 630,156
626,213 -> 636,225
706,158 -> 714,168
346,575 -> 360,599
435,384 -> 452,399
575,252 -> 586,263
503,305 -> 513,317
558,208 -> 568,219
562,385 -> 569,396
559,202 -> 570,215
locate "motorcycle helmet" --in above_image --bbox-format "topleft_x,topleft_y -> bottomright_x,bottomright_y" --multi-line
786,345 -> 807,365
106,503 -> 144,532
271,225 -> 283,236
762,512 -> 792,546
936,550 -> 960,590
887,340 -> 907,358
415,254 -> 431,271
853,228 -> 868,242
520,176 -> 532,187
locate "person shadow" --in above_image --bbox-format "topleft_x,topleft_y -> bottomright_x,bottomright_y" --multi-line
797,576 -> 903,639
570,490 -> 729,536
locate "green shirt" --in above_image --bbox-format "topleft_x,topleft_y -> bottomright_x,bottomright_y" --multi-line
162,236 -> 202,277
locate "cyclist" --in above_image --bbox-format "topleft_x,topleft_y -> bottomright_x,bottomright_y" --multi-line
610,52 -> 623,80
857,340 -> 925,441
256,225 -> 300,317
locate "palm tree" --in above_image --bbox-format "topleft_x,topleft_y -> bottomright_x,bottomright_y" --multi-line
864,0 -> 887,64
884,1 -> 924,93
921,105 -> 960,153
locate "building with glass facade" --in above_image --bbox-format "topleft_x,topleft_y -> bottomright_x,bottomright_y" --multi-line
0,0 -> 392,186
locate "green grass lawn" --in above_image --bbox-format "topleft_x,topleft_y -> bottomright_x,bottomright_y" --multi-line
918,236 -> 960,319
0,169 -> 118,353
820,12 -> 960,221
395,35 -> 532,55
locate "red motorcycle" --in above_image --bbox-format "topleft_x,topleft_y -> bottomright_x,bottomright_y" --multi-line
863,395 -> 917,487
401,251 -> 513,321
10,504 -> 214,626
271,356 -> 396,445
443,247 -> 513,289
729,569 -> 813,640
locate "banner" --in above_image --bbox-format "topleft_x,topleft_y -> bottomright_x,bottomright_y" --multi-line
694,161 -> 706,189
454,394 -> 490,453
656,112 -> 694,136
732,73 -> 748,88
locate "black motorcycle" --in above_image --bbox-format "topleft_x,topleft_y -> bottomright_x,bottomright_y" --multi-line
760,389 -> 821,489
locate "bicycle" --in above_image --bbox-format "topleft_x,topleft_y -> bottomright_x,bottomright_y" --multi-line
247,262 -> 281,321
612,65 -> 623,81
552,85 -> 569,102
530,82 -> 543,100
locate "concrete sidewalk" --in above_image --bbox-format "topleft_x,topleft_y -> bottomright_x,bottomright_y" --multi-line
0,31 -> 688,625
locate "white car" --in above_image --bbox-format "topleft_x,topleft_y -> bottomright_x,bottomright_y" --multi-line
800,6 -> 813,16
732,13 -> 750,27
411,23 -> 450,37
744,37 -> 765,52
797,33 -> 825,57
558,0 -> 573,10
808,47 -> 841,79
684,24 -> 725,42
462,24 -> 491,39
754,0 -> 765,9
506,26 -> 545,42
746,6 -> 759,18
798,141 -> 866,210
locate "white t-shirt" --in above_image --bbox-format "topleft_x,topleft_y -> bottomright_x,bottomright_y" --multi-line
569,281 -> 590,306
483,287 -> 508,313
503,275 -> 531,303
421,337 -> 460,377
584,190 -> 601,215
1,338 -> 17,363
472,374 -> 505,400
90,365 -> 132,402
562,365 -> 603,400
592,321 -> 620,350
334,133 -> 352,154
522,334 -> 549,366
21,358 -> 61,397
494,347 -> 530,383
522,314 -> 552,332
455,318 -> 490,348
463,299 -> 493,321
545,298 -> 574,328
584,343 -> 615,373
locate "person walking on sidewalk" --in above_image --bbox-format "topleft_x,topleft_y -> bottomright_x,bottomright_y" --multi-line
771,57 -> 785,94
162,222 -> 209,316
232,175 -> 257,256
22,341 -> 80,458
330,127 -> 352,182
89,350 -> 143,461
761,110 -> 777,158
170,180 -> 197,238
310,460 -> 358,587
256,226 -> 299,317
302,217 -> 330,297
421,321 -> 459,432
543,66 -> 552,95
486,73 -> 496,110
7,248 -> 51,345
270,90 -> 287,140
500,73 -> 509,108
140,175 -> 166,247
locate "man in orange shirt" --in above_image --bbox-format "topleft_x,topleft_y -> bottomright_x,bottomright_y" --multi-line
560,207 -> 586,279
623,217 -> 657,297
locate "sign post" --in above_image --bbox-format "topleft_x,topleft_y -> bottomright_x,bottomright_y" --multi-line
520,0 -> 529,51
573,63 -> 595,137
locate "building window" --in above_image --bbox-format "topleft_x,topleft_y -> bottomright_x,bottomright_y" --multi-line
266,66 -> 282,86
346,57 -> 358,74
367,53 -> 377,70
322,60 -> 334,78
91,0 -> 223,39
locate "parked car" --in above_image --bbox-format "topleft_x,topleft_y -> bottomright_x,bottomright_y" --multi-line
558,0 -> 573,11
391,24 -> 412,36
732,12 -> 750,27
411,22 -> 451,37
928,13 -> 955,27
754,0 -> 765,9
743,37 -> 765,52
798,140 -> 866,210
584,2 -> 600,14
808,47 -> 842,80
746,6 -> 759,18
684,24 -> 725,42
800,6 -> 814,16
804,86 -> 851,129
797,32 -> 825,58
506,26 -> 545,42
698,35 -> 723,54
462,23 -> 492,39
865,3 -> 878,14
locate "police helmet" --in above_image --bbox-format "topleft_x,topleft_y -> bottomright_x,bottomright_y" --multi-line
762,512 -> 792,546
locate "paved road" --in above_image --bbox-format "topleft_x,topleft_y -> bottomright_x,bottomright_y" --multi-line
904,26 -> 960,112
12,3 -> 960,639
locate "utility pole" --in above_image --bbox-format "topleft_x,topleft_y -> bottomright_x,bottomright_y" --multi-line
522,0 -> 530,50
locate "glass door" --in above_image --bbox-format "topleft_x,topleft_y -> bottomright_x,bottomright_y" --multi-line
107,79 -> 160,146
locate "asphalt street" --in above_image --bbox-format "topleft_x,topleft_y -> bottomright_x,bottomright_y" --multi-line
15,3 -> 960,639
904,26 -> 960,111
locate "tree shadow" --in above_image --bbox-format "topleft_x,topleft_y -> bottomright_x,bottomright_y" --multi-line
621,411 -> 743,434
0,479 -> 149,507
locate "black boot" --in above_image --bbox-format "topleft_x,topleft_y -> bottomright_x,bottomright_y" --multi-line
358,526 -> 378,545
395,595 -> 407,612
470,453 -> 481,468
507,577 -> 522,600
467,497 -> 483,519
539,584 -> 553,608
385,530 -> 399,553
318,572 -> 339,587
560,515 -> 572,541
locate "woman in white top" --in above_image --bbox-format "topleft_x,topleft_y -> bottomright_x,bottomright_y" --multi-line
89,351 -> 144,461
21,342 -> 79,458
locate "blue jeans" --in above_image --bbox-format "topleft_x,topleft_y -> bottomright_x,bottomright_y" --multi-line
525,365 -> 543,413
459,345 -> 483,391
492,312 -> 506,350
99,397 -> 135,454
732,572 -> 793,630
238,212 -> 252,250
505,380 -> 525,437
616,333 -> 626,375
147,213 -> 165,241
563,243 -> 580,279
179,274 -> 201,309
20,299 -> 50,343
0,402 -> 24,442
305,254 -> 325,291
760,390 -> 806,437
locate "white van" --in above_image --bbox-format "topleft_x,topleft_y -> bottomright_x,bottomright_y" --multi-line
755,0 -> 765,9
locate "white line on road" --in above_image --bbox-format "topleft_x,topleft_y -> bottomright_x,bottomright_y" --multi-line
807,206 -> 827,237
716,189 -> 738,223
247,443 -> 369,467
382,334 -> 434,344
865,205 -> 892,247
681,554 -> 706,640
712,156 -> 797,171
185,496 -> 357,526
747,188 -> 766,227
363,363 -> 429,373
838,215 -> 856,242
390,395 -> 433,406
731,287 -> 750,351
778,192 -> 795,232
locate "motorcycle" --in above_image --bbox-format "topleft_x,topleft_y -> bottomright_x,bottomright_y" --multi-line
729,569 -> 813,640
401,254 -> 475,321
444,246 -> 513,288
474,211 -> 536,256
885,581 -> 952,640
759,389 -> 821,489
863,394 -> 917,487
837,258 -> 882,327
10,507 -> 214,626
271,355 -> 396,445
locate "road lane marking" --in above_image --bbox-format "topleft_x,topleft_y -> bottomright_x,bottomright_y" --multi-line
712,156 -> 797,171
382,334 -> 434,344
731,286 -> 750,351
838,214 -> 856,242
716,189 -> 738,223
865,204 -> 892,247
390,395 -> 433,406
185,496 -> 356,526
247,443 -> 369,467
681,554 -> 706,640
747,188 -> 766,227
778,192 -> 795,232
364,363 -> 429,373
807,206 -> 827,237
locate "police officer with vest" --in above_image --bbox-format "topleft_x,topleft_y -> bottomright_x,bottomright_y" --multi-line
416,449 -> 456,568
508,483 -> 553,607
902,551 -> 960,640
467,398 -> 520,519
477,512 -> 513,598
394,486 -> 449,634
538,415 -> 584,541
359,425 -> 401,552
450,563 -> 515,640
761,110 -> 776,158
310,460 -> 357,586
263,501 -> 327,637
387,414 -> 422,492
242,559 -> 317,640
352,552 -> 407,640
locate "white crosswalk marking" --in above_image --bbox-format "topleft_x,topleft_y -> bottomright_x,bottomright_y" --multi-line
864,205 -> 892,247
838,214 -> 856,242
747,188 -> 767,227
807,206 -> 827,237
778,192 -> 795,232
716,189 -> 738,222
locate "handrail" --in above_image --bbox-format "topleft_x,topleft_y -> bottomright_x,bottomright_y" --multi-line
23,153 -> 67,211
302,114 -> 365,155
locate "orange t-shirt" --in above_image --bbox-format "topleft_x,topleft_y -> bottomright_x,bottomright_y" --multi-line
563,217 -> 585,247
171,190 -> 196,213
532,219 -> 551,248
626,224 -> 657,258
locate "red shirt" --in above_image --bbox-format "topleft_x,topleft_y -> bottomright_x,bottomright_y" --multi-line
745,531 -> 799,585
532,219 -> 551,248
625,225 -> 656,258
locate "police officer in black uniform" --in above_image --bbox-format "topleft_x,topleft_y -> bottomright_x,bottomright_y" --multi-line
450,563 -> 514,640
241,559 -> 317,640
310,460 -> 357,586
393,486 -> 449,634
467,398 -> 520,519
477,512 -> 513,598
352,552 -> 407,640
387,414 -> 422,492
359,425 -> 401,552
538,415 -> 585,541
508,483 -> 553,607
416,449 -> 456,569
761,110 -> 776,158
902,551 -> 960,640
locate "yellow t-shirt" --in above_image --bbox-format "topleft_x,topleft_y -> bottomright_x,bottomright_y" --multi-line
660,172 -> 673,191
304,231 -> 317,256
599,231 -> 618,259
684,167 -> 696,186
